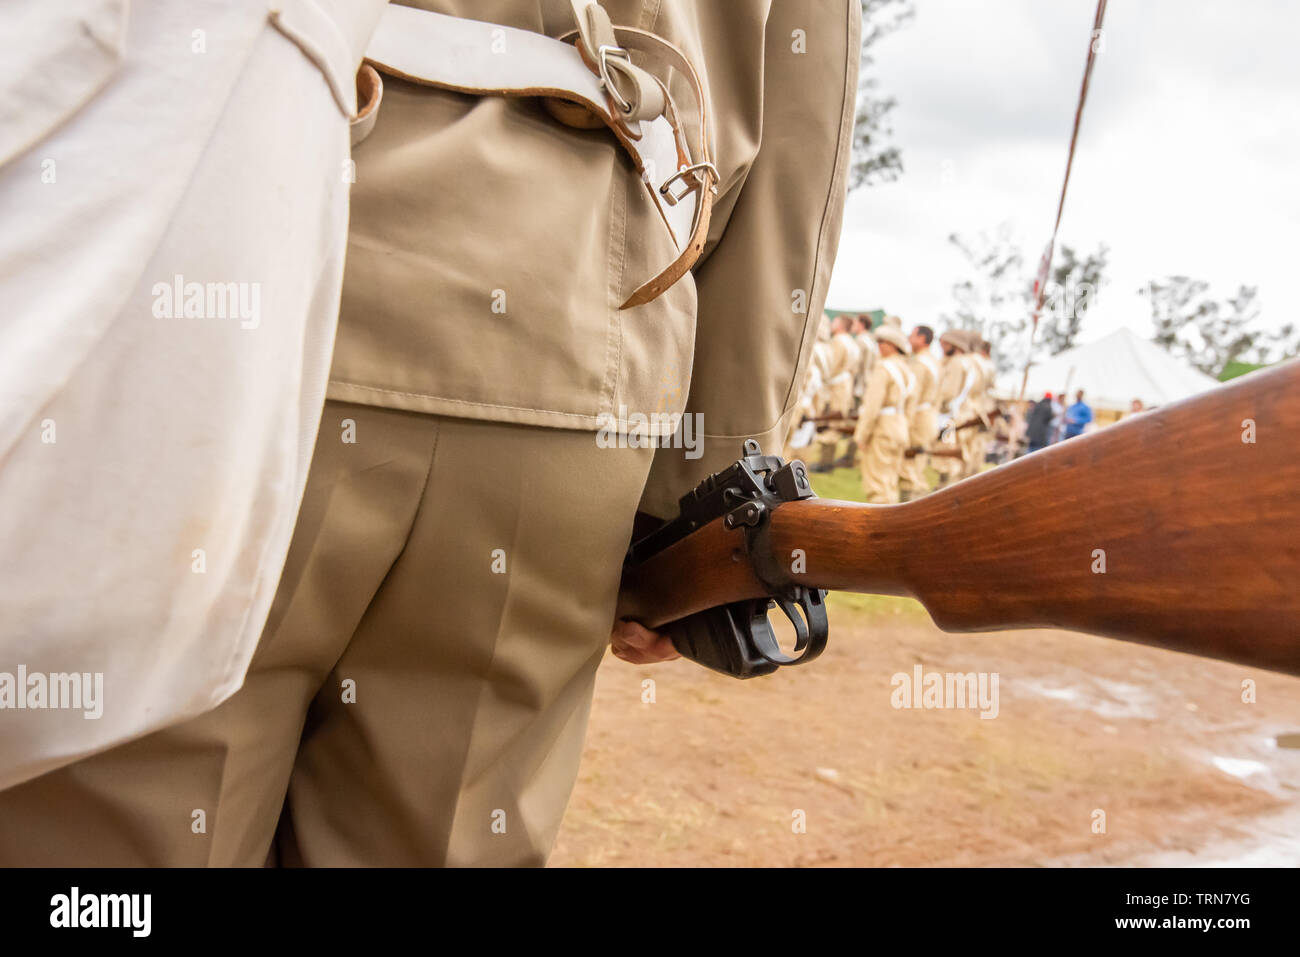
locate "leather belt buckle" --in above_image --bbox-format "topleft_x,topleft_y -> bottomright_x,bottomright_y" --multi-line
659,161 -> 719,207
596,44 -> 634,115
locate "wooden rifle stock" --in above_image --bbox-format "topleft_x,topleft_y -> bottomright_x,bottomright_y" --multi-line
618,361 -> 1300,675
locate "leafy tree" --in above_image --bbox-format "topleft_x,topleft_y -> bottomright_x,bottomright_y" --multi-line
942,231 -> 1111,378
849,0 -> 914,190
1039,244 -> 1108,355
939,226 -> 1029,375
1141,279 -> 1297,377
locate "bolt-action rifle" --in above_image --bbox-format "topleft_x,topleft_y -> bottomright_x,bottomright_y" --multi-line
943,406 -> 1004,436
618,361 -> 1300,679
903,445 -> 965,460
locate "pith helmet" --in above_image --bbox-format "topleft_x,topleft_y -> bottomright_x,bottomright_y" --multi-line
939,328 -> 969,352
874,325 -> 912,355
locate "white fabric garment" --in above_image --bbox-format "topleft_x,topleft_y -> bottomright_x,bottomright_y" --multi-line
951,361 -> 977,415
0,0 -> 387,790
789,420 -> 817,449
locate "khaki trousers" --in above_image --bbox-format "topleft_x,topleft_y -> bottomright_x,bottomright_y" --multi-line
931,418 -> 964,483
858,415 -> 909,504
898,405 -> 937,495
0,402 -> 651,866
959,424 -> 989,478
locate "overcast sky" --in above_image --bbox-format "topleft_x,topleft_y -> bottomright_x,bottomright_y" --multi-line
827,0 -> 1300,346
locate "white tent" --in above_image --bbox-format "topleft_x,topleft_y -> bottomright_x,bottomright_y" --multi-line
998,327 -> 1221,411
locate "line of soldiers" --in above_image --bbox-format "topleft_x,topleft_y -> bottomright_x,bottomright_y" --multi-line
784,315 -> 998,504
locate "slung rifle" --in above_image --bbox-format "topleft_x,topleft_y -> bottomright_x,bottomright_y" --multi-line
618,362 -> 1300,678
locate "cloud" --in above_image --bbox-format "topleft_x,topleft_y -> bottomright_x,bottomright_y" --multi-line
830,0 -> 1300,351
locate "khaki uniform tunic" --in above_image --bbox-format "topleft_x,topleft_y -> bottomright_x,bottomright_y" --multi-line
827,331 -> 864,415
855,330 -> 880,396
932,350 -> 973,480
899,349 -> 942,494
781,338 -> 832,457
854,354 -> 914,504
814,330 -> 863,448
958,354 -> 995,477
0,0 -> 860,866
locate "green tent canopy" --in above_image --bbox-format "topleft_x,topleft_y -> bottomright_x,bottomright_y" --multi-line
823,308 -> 886,328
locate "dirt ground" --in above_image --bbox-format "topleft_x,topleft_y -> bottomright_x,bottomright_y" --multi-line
551,593 -> 1300,867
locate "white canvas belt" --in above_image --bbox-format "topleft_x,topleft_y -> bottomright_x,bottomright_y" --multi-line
355,0 -> 717,310
952,364 -> 976,414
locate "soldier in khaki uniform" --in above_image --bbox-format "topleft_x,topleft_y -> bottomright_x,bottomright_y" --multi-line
932,328 -> 974,487
960,337 -> 998,478
837,314 -> 879,466
826,314 -> 864,397
0,0 -> 860,866
853,326 -> 914,504
898,324 -> 940,501
853,314 -> 880,387
811,314 -> 862,471
781,335 -> 832,460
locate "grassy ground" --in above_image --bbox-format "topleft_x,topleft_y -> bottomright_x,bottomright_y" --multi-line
804,462 -> 866,503
801,445 -> 944,504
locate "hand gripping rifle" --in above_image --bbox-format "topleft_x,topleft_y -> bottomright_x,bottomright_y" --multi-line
618,361 -> 1300,678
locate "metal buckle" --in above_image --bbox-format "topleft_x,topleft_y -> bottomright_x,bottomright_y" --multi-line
597,44 -> 634,115
658,161 -> 720,206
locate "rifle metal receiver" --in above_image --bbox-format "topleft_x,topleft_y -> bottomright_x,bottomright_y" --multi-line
624,440 -> 829,679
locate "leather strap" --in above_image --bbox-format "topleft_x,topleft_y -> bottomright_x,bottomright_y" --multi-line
350,63 -> 382,147
568,0 -> 664,124
359,2 -> 715,310
591,21 -> 715,308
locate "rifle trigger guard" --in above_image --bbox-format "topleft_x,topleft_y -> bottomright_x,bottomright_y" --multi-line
748,590 -> 828,667
625,440 -> 830,679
